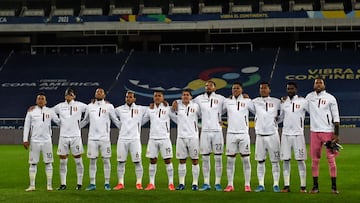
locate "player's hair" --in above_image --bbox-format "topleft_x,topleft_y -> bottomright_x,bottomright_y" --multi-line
37,92 -> 46,97
154,90 -> 164,95
286,81 -> 297,89
126,90 -> 136,98
260,81 -> 271,89
182,88 -> 192,96
232,82 -> 243,87
206,80 -> 216,87
315,77 -> 325,83
95,87 -> 106,94
65,87 -> 75,96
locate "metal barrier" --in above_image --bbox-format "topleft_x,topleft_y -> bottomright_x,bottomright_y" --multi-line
30,44 -> 118,55
158,42 -> 253,53
295,40 -> 360,51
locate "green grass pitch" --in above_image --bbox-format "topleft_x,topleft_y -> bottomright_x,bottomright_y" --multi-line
0,144 -> 359,203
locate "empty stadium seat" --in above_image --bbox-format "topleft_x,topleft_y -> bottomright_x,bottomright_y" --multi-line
139,5 -> 162,15
292,3 -> 314,11
321,0 -> 344,10
80,5 -> 103,16
168,3 -> 192,15
229,4 -> 252,13
52,8 -> 74,16
259,0 -> 283,12
199,2 -> 222,14
109,4 -> 133,15
21,7 -> 45,17
0,9 -> 15,16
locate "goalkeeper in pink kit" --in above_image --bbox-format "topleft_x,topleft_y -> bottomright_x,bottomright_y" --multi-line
305,78 -> 340,194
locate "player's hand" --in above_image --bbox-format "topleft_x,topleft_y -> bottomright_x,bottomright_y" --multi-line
333,135 -> 340,143
280,96 -> 287,103
27,105 -> 35,112
23,142 -> 29,150
162,101 -> 169,107
172,100 -> 178,111
242,93 -> 250,99
149,103 -> 154,109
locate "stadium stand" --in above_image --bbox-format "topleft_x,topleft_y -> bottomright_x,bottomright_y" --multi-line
198,0 -> 224,14
139,0 -> 165,15
168,0 -> 192,15
259,0 -> 284,12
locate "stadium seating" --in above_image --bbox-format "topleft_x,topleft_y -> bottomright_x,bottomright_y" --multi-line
321,0 -> 345,10
0,0 -> 358,16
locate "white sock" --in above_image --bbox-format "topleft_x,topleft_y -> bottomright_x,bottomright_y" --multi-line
74,157 -> 84,185
45,163 -> 53,187
241,156 -> 251,186
272,162 -> 280,186
29,164 -> 37,187
89,158 -> 97,185
166,163 -> 174,185
59,158 -> 68,185
298,160 -> 306,187
103,158 -> 111,185
135,162 -> 143,185
215,155 -> 222,185
178,163 -> 186,185
149,164 -> 157,185
192,164 -> 199,186
117,162 -> 125,184
283,160 -> 290,186
257,161 -> 265,186
202,155 -> 210,185
226,156 -> 235,186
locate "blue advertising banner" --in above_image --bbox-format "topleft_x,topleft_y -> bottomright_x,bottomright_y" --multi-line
1,50 -> 359,127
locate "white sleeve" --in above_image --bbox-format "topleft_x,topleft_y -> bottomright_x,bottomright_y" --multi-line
141,108 -> 150,125
169,109 -> 178,124
248,99 -> 256,115
50,109 -> 61,126
109,105 -> 121,129
79,106 -> 89,128
52,104 -> 59,114
23,112 -> 31,142
277,104 -> 284,124
222,99 -> 227,115
330,96 -> 340,123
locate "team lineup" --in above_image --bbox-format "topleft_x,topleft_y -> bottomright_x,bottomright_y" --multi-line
22,78 -> 341,194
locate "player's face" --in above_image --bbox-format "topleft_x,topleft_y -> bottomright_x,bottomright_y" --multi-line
65,93 -> 75,102
125,92 -> 136,105
181,91 -> 192,104
205,82 -> 216,93
313,79 -> 325,93
286,84 -> 297,97
259,84 -> 270,97
232,84 -> 243,97
153,92 -> 164,105
95,88 -> 106,100
36,95 -> 47,107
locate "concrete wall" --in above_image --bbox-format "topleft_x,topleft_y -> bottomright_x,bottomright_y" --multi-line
1,128 -> 359,145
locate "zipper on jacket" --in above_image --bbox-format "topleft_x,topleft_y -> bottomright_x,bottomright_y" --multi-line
99,108 -> 101,117
326,114 -> 330,125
